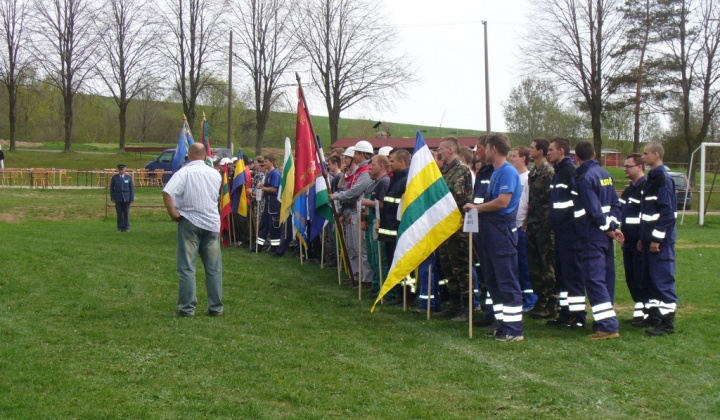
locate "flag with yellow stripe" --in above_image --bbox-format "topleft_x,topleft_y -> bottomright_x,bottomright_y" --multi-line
371,131 -> 462,312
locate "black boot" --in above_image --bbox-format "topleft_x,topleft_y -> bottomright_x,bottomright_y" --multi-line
632,307 -> 661,328
435,294 -> 462,318
646,312 -> 675,336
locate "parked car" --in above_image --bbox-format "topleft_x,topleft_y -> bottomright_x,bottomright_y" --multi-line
668,171 -> 692,210
145,147 -> 232,183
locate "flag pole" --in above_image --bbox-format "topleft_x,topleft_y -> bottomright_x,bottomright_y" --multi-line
336,225 -> 341,285
320,227 -> 325,269
427,264 -> 432,321
377,237 -> 383,305
358,205 -> 363,301
469,232 -> 473,339
255,198 -> 260,253
295,73 -> 355,286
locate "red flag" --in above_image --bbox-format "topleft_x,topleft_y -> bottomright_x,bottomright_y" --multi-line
293,87 -> 321,200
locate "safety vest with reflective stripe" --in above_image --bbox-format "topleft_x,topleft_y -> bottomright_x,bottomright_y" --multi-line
378,168 -> 408,242
639,166 -> 677,244
620,175 -> 646,242
549,156 -> 578,234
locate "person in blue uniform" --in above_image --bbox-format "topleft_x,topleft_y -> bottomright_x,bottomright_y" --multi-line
257,155 -> 281,253
110,163 -> 134,232
471,135 -> 496,327
380,149 -> 409,305
464,133 -> 523,342
619,153 -> 647,323
546,137 -> 584,328
637,142 -> 678,336
572,141 -> 621,340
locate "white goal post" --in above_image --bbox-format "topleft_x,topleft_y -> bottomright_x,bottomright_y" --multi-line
682,142 -> 720,226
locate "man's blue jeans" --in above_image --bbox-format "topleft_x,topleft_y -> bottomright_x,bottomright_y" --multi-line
177,218 -> 223,315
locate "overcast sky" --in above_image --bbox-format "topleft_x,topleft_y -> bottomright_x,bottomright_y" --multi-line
332,0 -> 532,133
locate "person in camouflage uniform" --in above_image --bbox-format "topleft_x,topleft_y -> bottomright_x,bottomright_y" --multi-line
435,136 -> 474,318
523,138 -> 557,319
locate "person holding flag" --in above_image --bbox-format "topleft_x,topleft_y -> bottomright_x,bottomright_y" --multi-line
360,154 -> 390,299
219,160 -> 233,246
231,150 -> 251,246
371,132 -> 462,312
257,155 -> 281,253
329,140 -> 375,288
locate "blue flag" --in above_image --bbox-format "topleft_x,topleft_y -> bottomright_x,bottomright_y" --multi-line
293,193 -> 308,248
172,122 -> 194,173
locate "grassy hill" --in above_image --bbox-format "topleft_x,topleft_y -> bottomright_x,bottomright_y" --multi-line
0,85 -> 482,152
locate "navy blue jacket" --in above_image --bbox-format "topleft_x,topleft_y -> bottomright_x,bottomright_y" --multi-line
549,156 -> 577,234
620,175 -> 646,245
471,163 -> 494,204
378,168 -> 408,243
640,166 -> 676,244
110,173 -> 134,202
571,160 -> 620,242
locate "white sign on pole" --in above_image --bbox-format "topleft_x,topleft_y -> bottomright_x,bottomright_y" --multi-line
463,208 -> 479,233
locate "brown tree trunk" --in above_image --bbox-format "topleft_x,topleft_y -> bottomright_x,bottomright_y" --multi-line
63,94 -> 73,153
8,84 -> 17,152
118,101 -> 127,152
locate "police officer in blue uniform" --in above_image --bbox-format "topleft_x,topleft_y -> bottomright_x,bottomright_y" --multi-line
464,133 -> 523,342
110,163 -> 134,232
637,142 -> 678,336
257,154 -> 282,252
572,141 -> 621,340
619,153 -> 647,323
546,137 -> 584,328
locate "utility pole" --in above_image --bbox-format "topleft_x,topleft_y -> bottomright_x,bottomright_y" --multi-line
227,31 -> 233,152
482,20 -> 490,134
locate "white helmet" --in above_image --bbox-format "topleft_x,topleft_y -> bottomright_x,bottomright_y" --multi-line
219,157 -> 231,165
231,157 -> 238,163
354,140 -> 374,154
378,146 -> 393,156
343,146 -> 355,157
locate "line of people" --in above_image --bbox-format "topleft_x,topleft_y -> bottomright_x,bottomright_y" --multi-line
230,136 -> 678,342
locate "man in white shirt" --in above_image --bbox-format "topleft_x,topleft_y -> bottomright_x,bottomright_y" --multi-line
510,146 -> 537,312
163,143 -> 224,317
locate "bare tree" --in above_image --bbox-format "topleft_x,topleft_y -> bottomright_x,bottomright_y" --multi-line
657,0 -> 720,183
295,0 -> 414,143
612,0 -> 668,152
33,0 -> 98,152
523,0 -> 628,155
0,0 -> 30,151
232,0 -> 301,155
160,0 -> 225,132
97,0 -> 159,152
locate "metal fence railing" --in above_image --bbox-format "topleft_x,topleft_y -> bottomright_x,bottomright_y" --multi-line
0,168 -> 172,189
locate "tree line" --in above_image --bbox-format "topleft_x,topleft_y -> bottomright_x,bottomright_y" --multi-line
0,0 -> 413,154
503,0 -> 719,176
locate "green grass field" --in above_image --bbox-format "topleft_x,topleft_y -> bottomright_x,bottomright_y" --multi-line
1,188 -> 719,418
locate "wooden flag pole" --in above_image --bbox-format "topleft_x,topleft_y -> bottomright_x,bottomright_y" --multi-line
249,203 -> 254,246
358,213 -> 363,301
228,213 -> 234,246
336,226 -> 341,285
377,237 -> 384,305
427,264 -> 432,320
255,200 -> 261,253
321,227 -> 325,269
469,232 -> 473,339
403,276 -> 407,312
296,73 -> 355,286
